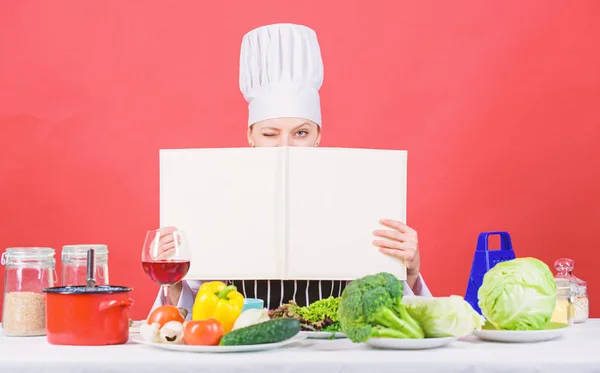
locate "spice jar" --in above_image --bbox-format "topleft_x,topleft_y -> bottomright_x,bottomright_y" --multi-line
550,278 -> 575,325
61,244 -> 109,286
554,258 -> 588,323
1,247 -> 57,336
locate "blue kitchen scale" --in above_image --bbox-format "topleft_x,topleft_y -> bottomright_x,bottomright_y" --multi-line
465,231 -> 516,314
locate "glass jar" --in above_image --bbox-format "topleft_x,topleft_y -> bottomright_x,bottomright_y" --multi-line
1,247 -> 57,336
554,258 -> 588,323
550,278 -> 575,325
61,244 -> 109,286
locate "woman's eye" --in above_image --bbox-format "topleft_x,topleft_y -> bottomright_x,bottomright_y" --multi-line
296,130 -> 308,137
262,133 -> 276,137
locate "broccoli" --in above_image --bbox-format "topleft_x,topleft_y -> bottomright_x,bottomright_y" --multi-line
338,272 -> 425,342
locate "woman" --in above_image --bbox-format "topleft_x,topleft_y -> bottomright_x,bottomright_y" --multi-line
150,23 -> 431,318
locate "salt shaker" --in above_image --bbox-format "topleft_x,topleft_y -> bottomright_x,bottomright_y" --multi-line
554,258 -> 589,323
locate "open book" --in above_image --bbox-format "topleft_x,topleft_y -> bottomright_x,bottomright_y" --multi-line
159,147 -> 408,281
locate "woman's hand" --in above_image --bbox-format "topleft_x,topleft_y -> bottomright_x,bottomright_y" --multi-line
150,226 -> 183,305
150,226 -> 181,260
373,219 -> 421,278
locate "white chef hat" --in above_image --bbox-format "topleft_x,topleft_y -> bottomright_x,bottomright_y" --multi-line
239,23 -> 324,127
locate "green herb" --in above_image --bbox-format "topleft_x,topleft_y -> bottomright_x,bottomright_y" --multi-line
296,296 -> 340,324
269,296 -> 342,332
322,322 -> 342,332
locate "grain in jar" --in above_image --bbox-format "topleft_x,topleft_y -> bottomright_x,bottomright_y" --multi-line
1,247 -> 57,336
2,291 -> 46,335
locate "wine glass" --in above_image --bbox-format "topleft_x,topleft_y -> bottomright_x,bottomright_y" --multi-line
141,228 -> 191,305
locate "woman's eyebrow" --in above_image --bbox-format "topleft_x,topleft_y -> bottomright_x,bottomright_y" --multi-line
293,123 -> 310,130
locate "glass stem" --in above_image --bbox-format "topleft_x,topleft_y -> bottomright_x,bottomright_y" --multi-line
162,284 -> 171,305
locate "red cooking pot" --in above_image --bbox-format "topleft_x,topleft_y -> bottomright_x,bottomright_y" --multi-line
43,285 -> 134,346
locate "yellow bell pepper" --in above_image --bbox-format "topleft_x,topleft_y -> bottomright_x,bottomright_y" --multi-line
192,281 -> 244,333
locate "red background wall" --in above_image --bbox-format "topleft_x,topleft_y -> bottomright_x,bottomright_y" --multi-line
1,0 -> 599,320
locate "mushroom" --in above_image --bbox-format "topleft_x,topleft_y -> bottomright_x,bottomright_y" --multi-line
140,322 -> 161,343
159,320 -> 184,344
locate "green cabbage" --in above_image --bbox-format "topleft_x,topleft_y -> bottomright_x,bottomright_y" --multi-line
403,295 -> 485,337
478,257 -> 557,330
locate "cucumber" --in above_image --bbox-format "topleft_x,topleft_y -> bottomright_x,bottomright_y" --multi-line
220,318 -> 300,346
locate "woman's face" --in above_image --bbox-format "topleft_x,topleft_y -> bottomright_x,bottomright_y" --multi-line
247,117 -> 321,147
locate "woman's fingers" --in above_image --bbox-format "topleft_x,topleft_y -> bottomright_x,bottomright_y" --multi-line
373,229 -> 417,243
160,226 -> 178,234
373,237 -> 417,262
378,247 -> 411,260
158,233 -> 175,247
150,226 -> 180,260
151,241 -> 176,260
156,247 -> 176,260
150,226 -> 176,247
379,219 -> 416,235
159,239 -> 176,253
375,219 -> 421,276
373,238 -> 414,250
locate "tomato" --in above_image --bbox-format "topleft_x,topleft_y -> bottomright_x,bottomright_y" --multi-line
147,305 -> 185,327
183,319 -> 224,346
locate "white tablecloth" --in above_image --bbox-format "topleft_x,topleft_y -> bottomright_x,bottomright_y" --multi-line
1,320 -> 599,373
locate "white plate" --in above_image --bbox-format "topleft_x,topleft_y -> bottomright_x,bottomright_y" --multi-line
130,334 -> 306,353
300,331 -> 346,339
365,337 -> 456,350
473,327 -> 566,343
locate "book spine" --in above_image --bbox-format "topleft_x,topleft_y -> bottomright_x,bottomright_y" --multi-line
283,146 -> 290,279
275,147 -> 290,279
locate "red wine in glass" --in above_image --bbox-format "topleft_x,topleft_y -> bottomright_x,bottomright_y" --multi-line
142,260 -> 191,285
141,228 -> 191,305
